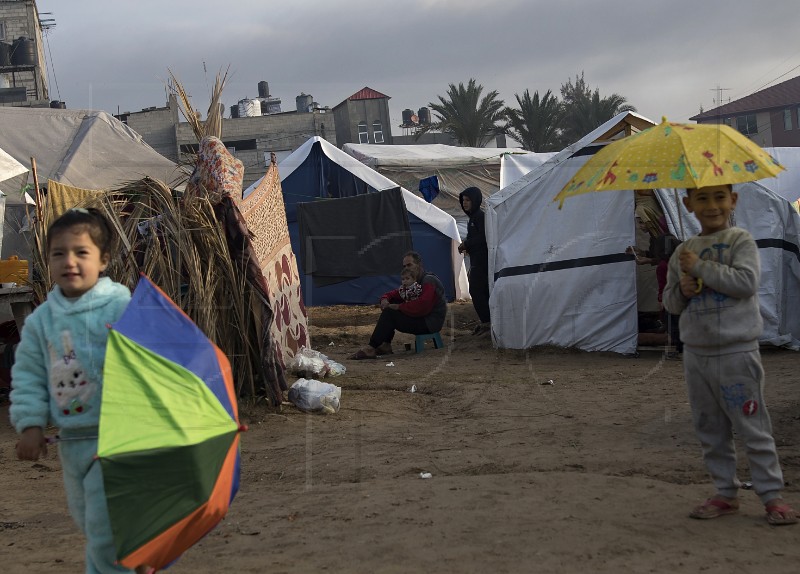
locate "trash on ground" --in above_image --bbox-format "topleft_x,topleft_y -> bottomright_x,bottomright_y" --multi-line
419,472 -> 432,479
385,361 -> 395,367
410,384 -> 417,393
541,379 -> 554,385
288,346 -> 346,378
287,378 -> 341,414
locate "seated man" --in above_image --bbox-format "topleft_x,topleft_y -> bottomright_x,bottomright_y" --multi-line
349,251 -> 447,359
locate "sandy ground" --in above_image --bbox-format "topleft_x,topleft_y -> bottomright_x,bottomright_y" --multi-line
2,300 -> 800,573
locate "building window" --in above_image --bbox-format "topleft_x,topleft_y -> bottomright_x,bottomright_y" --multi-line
373,121 -> 384,143
0,21 -> 6,41
358,122 -> 369,144
784,109 -> 793,131
736,114 -> 758,136
723,117 -> 732,127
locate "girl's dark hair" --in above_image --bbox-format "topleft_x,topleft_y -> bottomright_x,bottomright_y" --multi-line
46,208 -> 116,256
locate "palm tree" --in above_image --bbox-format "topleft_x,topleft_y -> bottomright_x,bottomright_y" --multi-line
559,72 -> 636,145
420,79 -> 506,147
505,89 -> 563,152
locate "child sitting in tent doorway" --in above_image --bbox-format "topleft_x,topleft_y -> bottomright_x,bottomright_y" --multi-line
629,209 -> 683,357
9,208 -> 153,573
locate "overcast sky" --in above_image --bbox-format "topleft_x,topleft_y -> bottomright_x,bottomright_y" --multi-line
39,0 -> 800,140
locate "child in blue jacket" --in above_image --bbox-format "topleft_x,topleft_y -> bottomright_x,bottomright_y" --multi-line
9,208 -> 151,572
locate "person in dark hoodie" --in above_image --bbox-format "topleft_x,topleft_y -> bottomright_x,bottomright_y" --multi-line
458,186 -> 491,335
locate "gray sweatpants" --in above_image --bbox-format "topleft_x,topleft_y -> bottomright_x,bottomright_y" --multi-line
683,348 -> 784,504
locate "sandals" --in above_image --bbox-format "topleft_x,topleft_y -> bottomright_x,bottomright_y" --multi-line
689,496 -> 739,519
688,496 -> 798,525
347,349 -> 376,360
766,500 -> 799,526
375,342 -> 393,355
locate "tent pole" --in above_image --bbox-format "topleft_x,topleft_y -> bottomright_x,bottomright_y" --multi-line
673,188 -> 684,239
30,156 -> 42,223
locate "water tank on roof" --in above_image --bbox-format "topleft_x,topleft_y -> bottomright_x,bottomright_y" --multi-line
0,42 -> 11,66
10,37 -> 36,66
238,98 -> 260,117
418,107 -> 431,125
230,104 -> 239,118
296,93 -> 313,112
49,100 -> 66,109
258,81 -> 269,99
260,99 -> 269,115
402,109 -> 414,125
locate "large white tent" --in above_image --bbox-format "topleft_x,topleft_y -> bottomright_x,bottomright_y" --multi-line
485,112 -> 800,353
0,106 -> 186,258
0,106 -> 184,202
342,142 -> 529,234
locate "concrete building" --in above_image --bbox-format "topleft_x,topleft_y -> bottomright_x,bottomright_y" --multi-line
0,0 -> 49,107
333,87 -> 393,146
119,88 -> 336,191
691,75 -> 800,147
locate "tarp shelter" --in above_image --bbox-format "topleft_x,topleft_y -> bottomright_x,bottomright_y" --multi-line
486,111 -> 800,353
244,136 -> 469,306
0,106 -> 185,258
343,142 -> 529,235
500,151 -> 558,189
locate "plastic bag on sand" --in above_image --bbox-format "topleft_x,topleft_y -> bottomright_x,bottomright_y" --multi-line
288,346 -> 346,378
288,378 -> 342,414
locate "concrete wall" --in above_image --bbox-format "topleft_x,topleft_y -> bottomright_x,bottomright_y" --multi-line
176,109 -> 337,190
769,108 -> 800,147
0,0 -> 48,104
333,97 -> 393,147
123,95 -> 180,162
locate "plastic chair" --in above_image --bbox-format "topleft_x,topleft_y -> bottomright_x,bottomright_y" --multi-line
415,332 -> 444,353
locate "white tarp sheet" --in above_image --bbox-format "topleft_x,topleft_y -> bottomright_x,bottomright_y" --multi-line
0,107 -> 184,204
342,143 -> 529,235
499,152 -> 557,189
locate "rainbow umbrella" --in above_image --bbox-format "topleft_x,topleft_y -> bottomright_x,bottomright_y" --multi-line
98,275 -> 245,571
553,117 -> 785,208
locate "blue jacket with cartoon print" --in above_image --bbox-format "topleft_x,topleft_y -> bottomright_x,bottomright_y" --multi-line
10,277 -> 130,433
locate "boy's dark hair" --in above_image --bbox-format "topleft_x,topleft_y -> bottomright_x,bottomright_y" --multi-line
46,207 -> 116,256
685,184 -> 733,196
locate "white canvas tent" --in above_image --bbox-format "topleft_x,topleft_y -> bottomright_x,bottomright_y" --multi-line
500,151 -> 557,189
0,106 -> 184,202
343,142 -> 529,235
0,106 -> 186,258
244,136 -> 469,304
485,112 -> 800,353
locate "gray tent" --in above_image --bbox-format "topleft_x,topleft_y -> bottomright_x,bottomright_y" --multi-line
0,106 -> 185,257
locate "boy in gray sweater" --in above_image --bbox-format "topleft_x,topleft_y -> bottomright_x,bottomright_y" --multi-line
663,184 -> 797,525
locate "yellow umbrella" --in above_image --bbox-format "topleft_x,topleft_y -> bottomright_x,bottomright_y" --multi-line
553,117 -> 785,208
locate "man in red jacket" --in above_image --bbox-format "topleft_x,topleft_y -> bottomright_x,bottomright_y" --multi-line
349,251 -> 447,360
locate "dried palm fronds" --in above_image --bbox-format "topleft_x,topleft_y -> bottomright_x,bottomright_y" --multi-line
169,66 -> 229,141
27,178 -> 271,401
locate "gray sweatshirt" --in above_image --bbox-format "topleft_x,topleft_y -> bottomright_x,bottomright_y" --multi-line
662,227 -> 762,355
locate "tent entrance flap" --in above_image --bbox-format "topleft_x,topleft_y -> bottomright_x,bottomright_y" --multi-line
297,187 -> 412,287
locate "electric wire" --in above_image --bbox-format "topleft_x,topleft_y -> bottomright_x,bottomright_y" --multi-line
43,28 -> 61,101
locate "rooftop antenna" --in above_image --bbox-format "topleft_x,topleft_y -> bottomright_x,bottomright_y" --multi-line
710,84 -> 730,108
